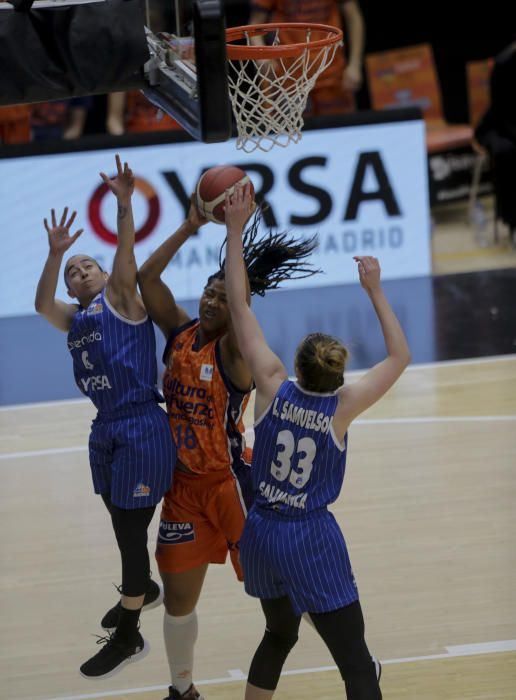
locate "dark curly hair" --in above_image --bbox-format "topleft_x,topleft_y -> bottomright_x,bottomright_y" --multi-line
207,210 -> 320,295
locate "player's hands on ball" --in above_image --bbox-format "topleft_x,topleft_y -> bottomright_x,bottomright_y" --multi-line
43,207 -> 83,256
354,255 -> 381,293
224,183 -> 256,234
100,154 -> 134,202
186,193 -> 208,232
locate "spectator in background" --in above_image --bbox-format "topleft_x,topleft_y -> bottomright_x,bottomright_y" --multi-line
106,0 -> 177,135
124,91 -> 182,134
88,92 -> 182,137
249,0 -> 365,116
474,40 -> 516,247
0,104 -> 32,144
31,97 -> 94,141
29,91 -> 173,141
105,92 -> 127,136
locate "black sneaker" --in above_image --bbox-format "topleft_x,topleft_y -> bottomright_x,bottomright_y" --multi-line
79,631 -> 149,679
164,684 -> 204,700
101,578 -> 164,630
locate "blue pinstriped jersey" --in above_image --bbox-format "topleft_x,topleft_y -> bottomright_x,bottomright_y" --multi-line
67,289 -> 161,413
252,380 -> 347,517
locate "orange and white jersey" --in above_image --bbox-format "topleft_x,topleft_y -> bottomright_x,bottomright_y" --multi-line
162,319 -> 251,475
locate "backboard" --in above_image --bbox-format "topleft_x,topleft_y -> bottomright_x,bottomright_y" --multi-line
142,0 -> 232,143
0,0 -> 150,105
0,0 -> 232,143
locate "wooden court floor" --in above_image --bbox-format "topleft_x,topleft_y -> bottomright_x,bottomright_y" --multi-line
1,356 -> 515,700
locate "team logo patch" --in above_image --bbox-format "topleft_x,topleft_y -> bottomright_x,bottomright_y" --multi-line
87,302 -> 103,315
133,482 -> 151,498
200,363 -> 213,381
158,520 -> 195,545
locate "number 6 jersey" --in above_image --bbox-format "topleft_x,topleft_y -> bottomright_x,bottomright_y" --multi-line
162,319 -> 251,475
253,380 -> 347,516
67,289 -> 162,413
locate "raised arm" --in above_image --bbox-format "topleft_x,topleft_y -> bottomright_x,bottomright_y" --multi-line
335,256 -> 411,430
35,207 -> 82,332
137,196 -> 207,338
101,154 -> 145,320
224,184 -> 287,410
219,251 -> 253,392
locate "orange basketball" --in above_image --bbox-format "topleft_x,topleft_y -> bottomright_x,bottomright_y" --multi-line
196,165 -> 254,224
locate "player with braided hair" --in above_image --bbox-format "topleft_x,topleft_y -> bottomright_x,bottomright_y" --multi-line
215,210 -> 318,297
99,195 -> 319,700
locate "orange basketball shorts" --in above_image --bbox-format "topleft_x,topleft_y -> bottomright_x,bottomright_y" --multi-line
155,466 -> 249,580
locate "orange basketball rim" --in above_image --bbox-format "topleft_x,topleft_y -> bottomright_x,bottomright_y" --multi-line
225,23 -> 343,153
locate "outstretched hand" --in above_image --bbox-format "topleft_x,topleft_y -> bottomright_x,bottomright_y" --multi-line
44,207 -> 83,255
100,153 -> 134,202
224,182 -> 256,234
354,255 -> 381,293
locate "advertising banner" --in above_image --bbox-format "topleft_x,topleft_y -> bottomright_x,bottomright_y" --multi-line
0,118 -> 430,318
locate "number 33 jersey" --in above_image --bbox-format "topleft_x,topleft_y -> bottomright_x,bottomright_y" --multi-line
253,380 -> 347,516
162,319 -> 251,475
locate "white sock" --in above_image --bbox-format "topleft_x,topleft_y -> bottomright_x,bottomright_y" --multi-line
163,609 -> 198,695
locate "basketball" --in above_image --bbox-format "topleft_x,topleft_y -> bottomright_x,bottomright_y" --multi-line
196,165 -> 254,224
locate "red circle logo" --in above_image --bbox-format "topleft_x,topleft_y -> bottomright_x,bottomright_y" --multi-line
88,176 -> 160,245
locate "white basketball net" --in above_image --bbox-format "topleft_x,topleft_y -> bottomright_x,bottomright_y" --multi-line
227,27 -> 341,153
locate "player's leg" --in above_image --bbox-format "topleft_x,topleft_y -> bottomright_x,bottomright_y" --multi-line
160,473 -> 246,697
160,566 -> 208,700
108,502 -> 155,614
156,472 -> 223,700
81,407 -> 174,679
80,502 -> 155,678
238,511 -> 297,699
100,575 -> 163,631
246,596 -> 301,700
302,612 -> 381,681
310,601 -> 382,699
100,490 -> 163,631
270,510 -> 380,695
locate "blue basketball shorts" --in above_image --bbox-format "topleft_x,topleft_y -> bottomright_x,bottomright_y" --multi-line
240,506 -> 359,615
89,402 -> 175,509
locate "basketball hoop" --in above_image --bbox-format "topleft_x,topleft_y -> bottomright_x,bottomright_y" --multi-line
226,23 -> 343,153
